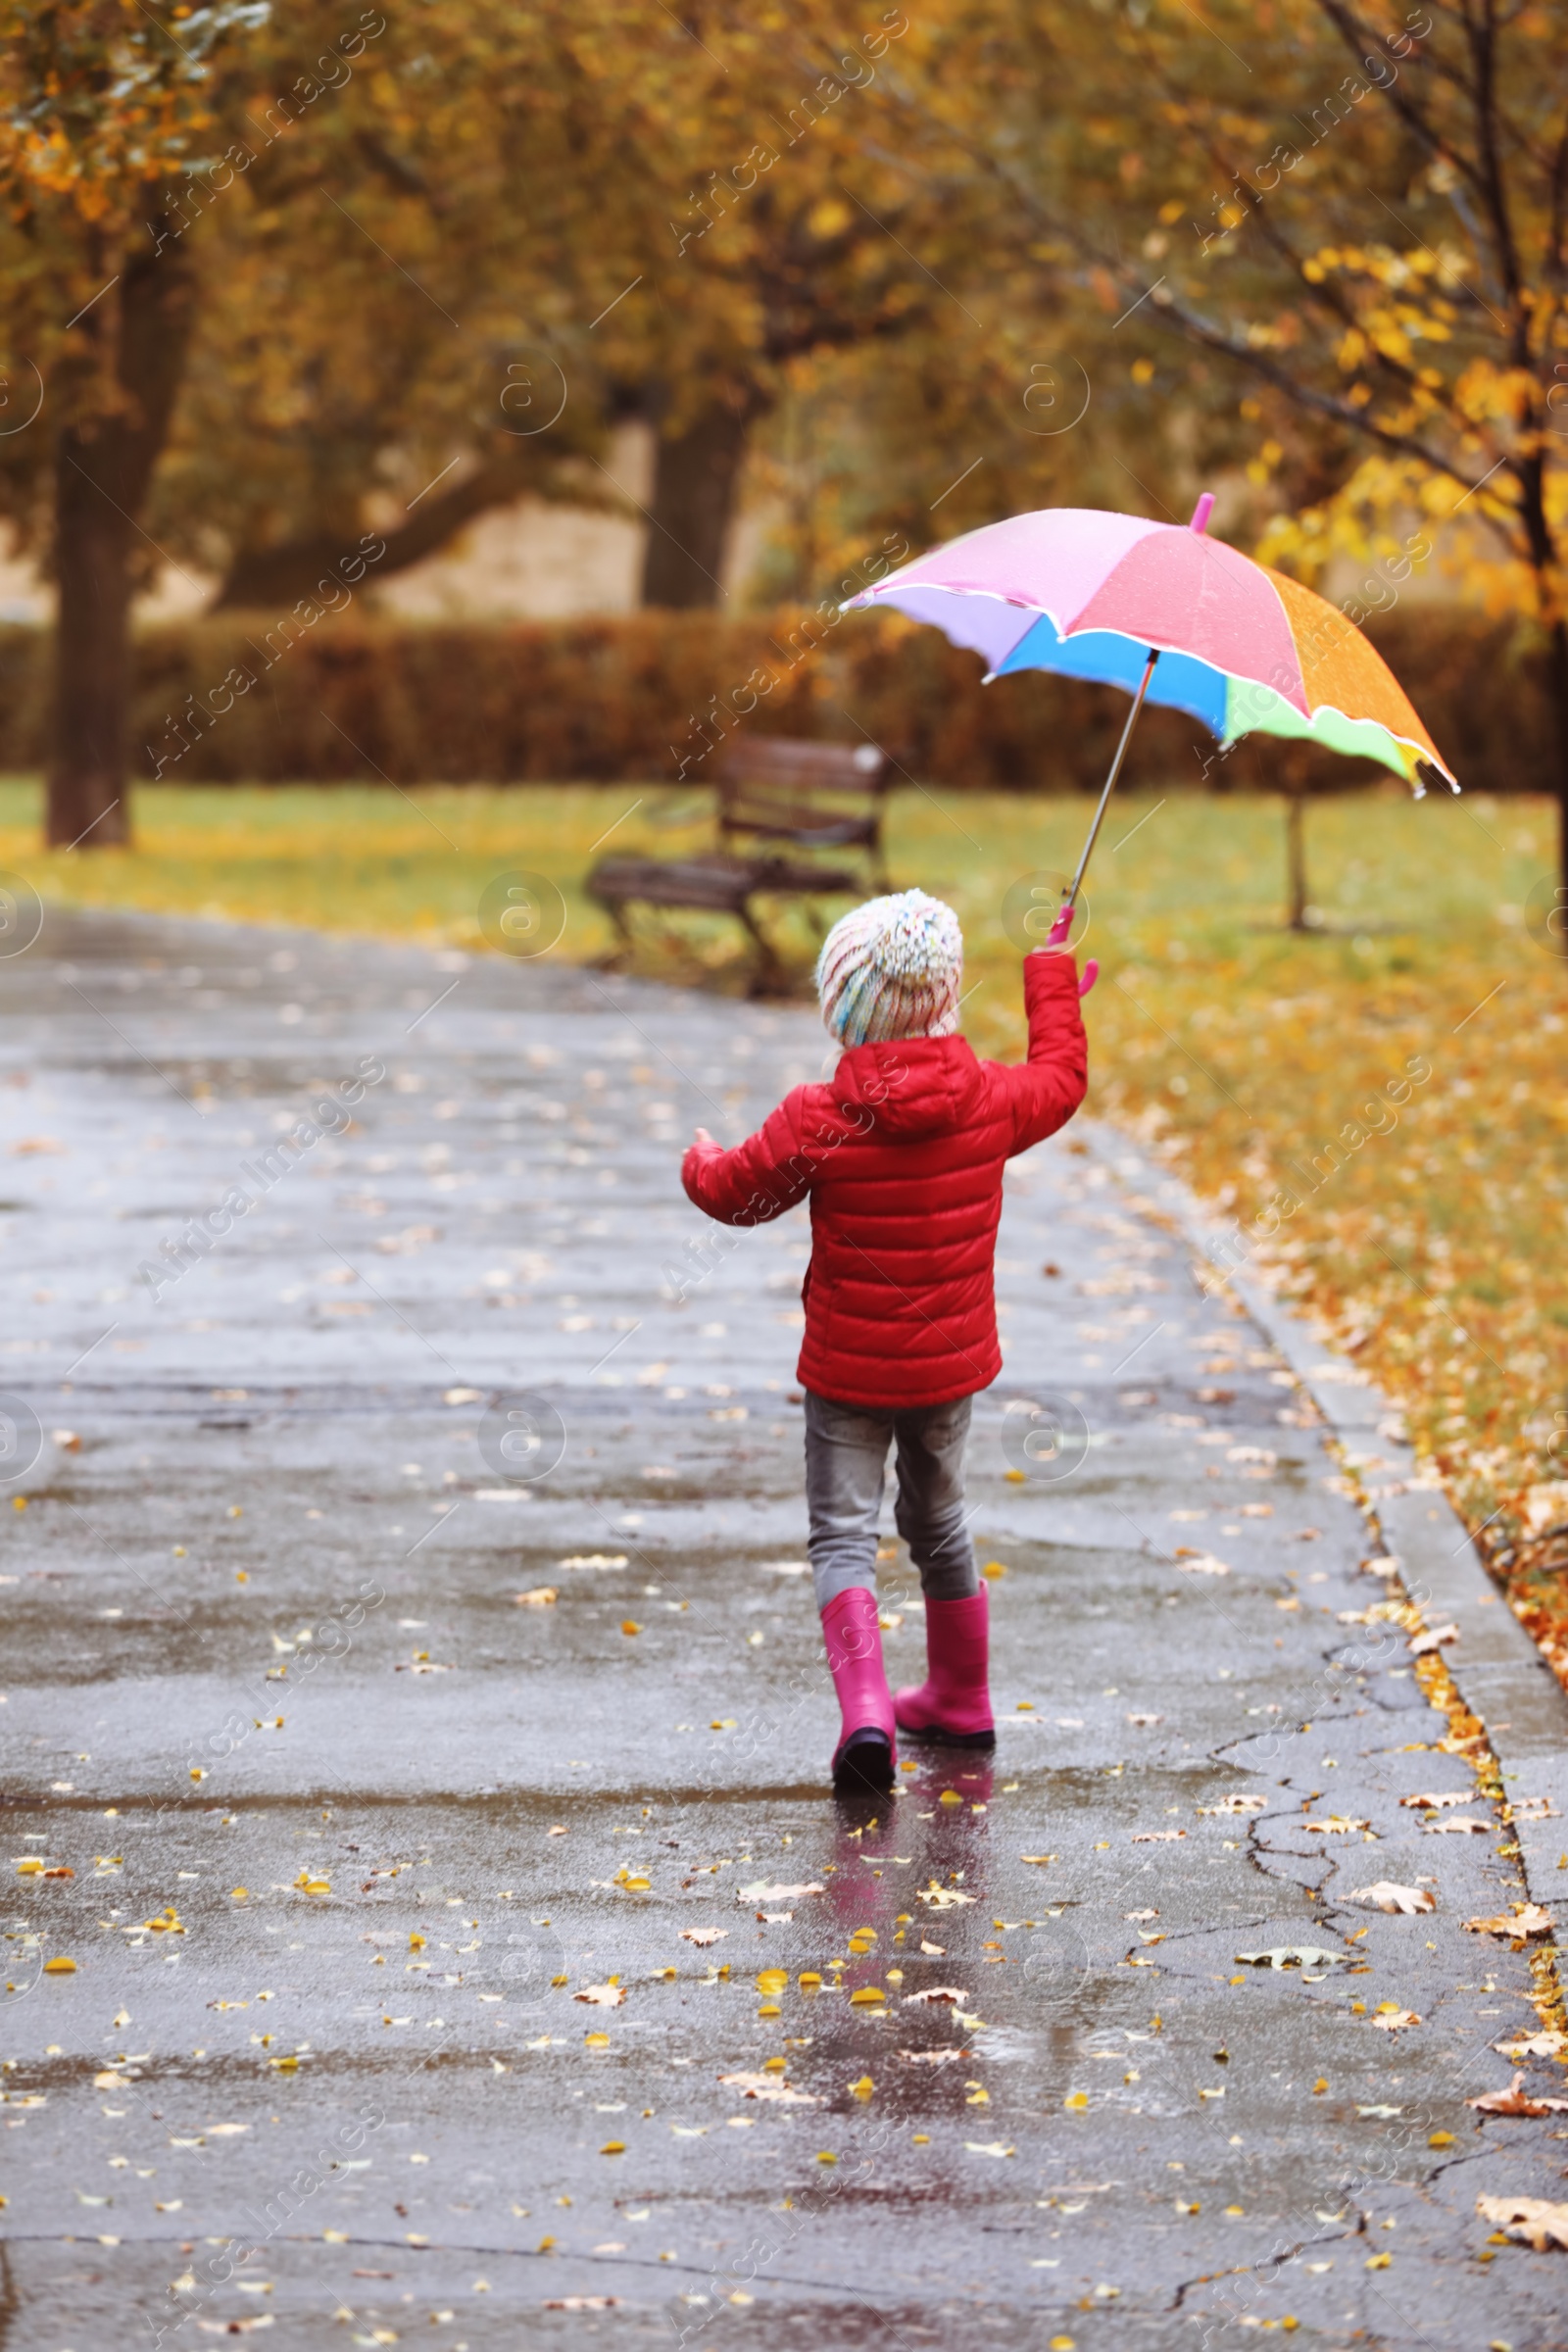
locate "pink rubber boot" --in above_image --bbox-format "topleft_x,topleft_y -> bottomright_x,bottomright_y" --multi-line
821,1588 -> 897,1793
895,1591 -> 996,1749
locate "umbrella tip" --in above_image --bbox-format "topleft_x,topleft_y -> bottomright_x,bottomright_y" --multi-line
1189,492 -> 1215,534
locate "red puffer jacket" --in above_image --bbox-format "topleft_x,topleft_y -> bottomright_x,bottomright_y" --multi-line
680,951 -> 1088,1409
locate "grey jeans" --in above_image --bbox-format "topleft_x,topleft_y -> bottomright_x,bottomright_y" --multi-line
804,1389 -> 979,1612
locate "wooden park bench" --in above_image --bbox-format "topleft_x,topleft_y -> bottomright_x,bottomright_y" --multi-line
588,736 -> 890,991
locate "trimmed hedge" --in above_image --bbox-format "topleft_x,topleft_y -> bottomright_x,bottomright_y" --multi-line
0,604 -> 1552,794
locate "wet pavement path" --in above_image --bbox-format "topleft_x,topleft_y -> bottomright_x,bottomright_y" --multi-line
2,908 -> 1566,2351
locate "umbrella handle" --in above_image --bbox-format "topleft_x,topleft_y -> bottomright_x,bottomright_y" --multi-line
1062,647 -> 1159,911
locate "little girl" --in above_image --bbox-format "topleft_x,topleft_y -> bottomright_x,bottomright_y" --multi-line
681,888 -> 1094,1793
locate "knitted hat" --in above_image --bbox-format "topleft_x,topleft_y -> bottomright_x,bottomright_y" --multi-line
816,889 -> 964,1047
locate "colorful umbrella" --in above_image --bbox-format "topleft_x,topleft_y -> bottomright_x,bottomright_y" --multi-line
844,495 -> 1457,906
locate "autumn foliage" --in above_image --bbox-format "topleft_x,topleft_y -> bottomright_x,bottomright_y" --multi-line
0,606 -> 1550,795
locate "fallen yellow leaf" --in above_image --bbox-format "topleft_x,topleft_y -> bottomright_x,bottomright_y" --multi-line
1476,2192 -> 1568,2251
575,1983 -> 625,2009
1465,1904 -> 1553,1939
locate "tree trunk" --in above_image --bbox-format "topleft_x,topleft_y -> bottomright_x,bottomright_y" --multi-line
50,450 -> 134,849
1508,460 -> 1566,922
1550,614 -> 1568,927
639,396 -> 752,610
47,218 -> 196,849
1285,787 -> 1309,931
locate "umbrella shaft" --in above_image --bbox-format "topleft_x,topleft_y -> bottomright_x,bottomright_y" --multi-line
1065,648 -> 1158,908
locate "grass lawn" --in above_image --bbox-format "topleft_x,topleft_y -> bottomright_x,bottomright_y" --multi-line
4,772 -> 1565,1668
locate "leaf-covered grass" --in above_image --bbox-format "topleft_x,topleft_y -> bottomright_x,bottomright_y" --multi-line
4,773 -> 1564,1668
0,777 -> 636,947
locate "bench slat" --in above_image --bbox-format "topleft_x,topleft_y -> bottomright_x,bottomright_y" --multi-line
719,796 -> 878,847
717,739 -> 883,788
589,853 -> 866,912
589,856 -> 756,912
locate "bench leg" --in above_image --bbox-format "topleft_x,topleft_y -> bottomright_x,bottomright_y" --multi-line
593,900 -> 635,971
738,902 -> 789,998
